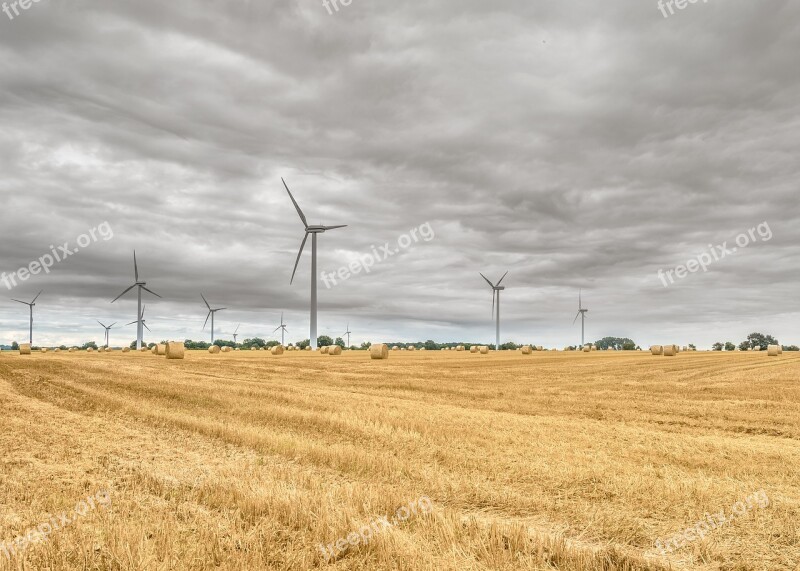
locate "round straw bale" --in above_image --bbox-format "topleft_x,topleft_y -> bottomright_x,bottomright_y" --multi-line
222,346 -> 232,353
408,346 -> 416,351
521,345 -> 532,355
370,343 -> 389,360
455,345 -> 465,352
328,345 -> 342,356
753,346 -> 762,352
208,345 -> 221,354
54,348 -> 61,353
392,346 -> 399,351
40,347 -> 48,353
19,343 -> 31,355
121,347 -> 130,353
470,346 -> 478,353
271,345 -> 284,355
663,345 -> 677,357
768,345 -> 779,356
479,346 -> 489,354
582,345 -> 591,353
650,345 -> 663,355
86,347 -> 94,353
156,344 -> 167,355
165,341 -> 185,360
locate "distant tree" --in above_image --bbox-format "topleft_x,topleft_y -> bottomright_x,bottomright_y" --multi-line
80,342 -> 99,350
724,342 -> 736,351
595,337 -> 637,351
58,345 -> 67,351
11,341 -> 19,350
241,337 -> 266,349
334,337 -> 346,349
741,332 -> 778,352
500,342 -> 519,350
783,345 -> 800,352
360,341 -> 372,350
296,339 -> 310,349
317,335 -> 334,347
738,341 -> 750,351
424,340 -> 438,350
622,341 -> 636,351
712,342 -> 724,351
689,344 -> 696,350
184,340 -> 211,350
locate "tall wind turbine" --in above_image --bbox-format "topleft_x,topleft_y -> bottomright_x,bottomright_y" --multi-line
127,306 -> 151,340
273,312 -> 288,346
11,290 -> 42,345
112,252 -> 161,350
232,324 -> 241,344
97,320 -> 117,349
573,289 -> 589,347
344,322 -> 352,348
201,294 -> 226,343
480,272 -> 508,351
283,178 -> 347,350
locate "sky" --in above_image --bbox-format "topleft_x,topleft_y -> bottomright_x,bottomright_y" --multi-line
0,0 -> 798,349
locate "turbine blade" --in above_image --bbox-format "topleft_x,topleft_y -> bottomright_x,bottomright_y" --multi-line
491,290 -> 496,318
140,286 -> 162,298
109,323 -> 117,329
126,320 -> 138,327
134,251 -> 139,282
573,312 -> 580,325
111,284 -> 137,303
97,320 -> 107,328
201,293 -> 211,310
143,322 -> 152,333
282,178 -> 308,228
203,311 -> 211,330
290,232 -> 309,284
322,225 -> 347,231
579,288 -> 582,310
216,308 -> 227,311
234,324 -> 240,334
30,290 -> 43,304
479,273 -> 494,288
11,299 -> 28,305
496,271 -> 509,287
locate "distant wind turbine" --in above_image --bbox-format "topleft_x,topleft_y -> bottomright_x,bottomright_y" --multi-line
233,324 -> 241,344
96,320 -> 117,349
480,272 -> 508,351
573,289 -> 589,347
273,312 -> 288,346
344,322 -> 352,348
112,251 -> 161,350
126,306 -> 151,340
201,294 -> 226,343
283,178 -> 347,350
11,290 -> 42,345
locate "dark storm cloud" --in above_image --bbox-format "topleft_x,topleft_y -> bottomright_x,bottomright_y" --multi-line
0,0 -> 798,348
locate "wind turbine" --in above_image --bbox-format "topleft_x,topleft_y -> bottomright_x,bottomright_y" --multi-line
112,252 -> 161,350
11,290 -> 42,345
344,322 -> 352,348
96,320 -> 117,349
480,272 -> 508,351
126,306 -> 151,341
273,312 -> 288,346
283,178 -> 347,350
232,324 -> 241,344
201,294 -> 226,343
573,289 -> 589,347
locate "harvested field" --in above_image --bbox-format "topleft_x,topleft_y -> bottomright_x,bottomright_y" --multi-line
0,351 -> 797,570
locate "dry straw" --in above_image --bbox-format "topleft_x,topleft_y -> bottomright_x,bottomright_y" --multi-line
470,346 -> 478,353
208,346 -> 221,354
479,346 -> 489,354
583,345 -> 591,353
40,347 -> 48,353
320,346 -> 330,354
370,343 -> 389,360
663,345 -> 677,357
456,346 -> 465,352
328,345 -> 343,356
54,348 -> 61,353
392,346 -> 399,351
122,347 -> 130,353
768,345 -> 780,357
19,343 -> 31,355
165,341 -> 185,360
521,346 -> 532,355
650,345 -> 663,356
271,345 -> 284,355
221,346 -> 232,353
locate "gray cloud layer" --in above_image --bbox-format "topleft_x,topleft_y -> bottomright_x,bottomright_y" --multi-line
1,0 -> 798,348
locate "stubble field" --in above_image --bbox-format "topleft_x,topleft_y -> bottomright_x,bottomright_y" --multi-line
0,350 -> 798,570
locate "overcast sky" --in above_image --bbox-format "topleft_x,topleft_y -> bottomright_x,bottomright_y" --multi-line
0,0 -> 798,349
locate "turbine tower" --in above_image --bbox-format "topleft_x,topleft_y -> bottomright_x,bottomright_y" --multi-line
273,312 -> 288,346
480,272 -> 508,351
233,324 -> 241,344
573,289 -> 589,347
112,252 -> 161,350
283,178 -> 347,350
97,320 -> 117,349
126,306 -> 152,340
201,294 -> 226,344
344,322 -> 352,348
11,290 -> 42,345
